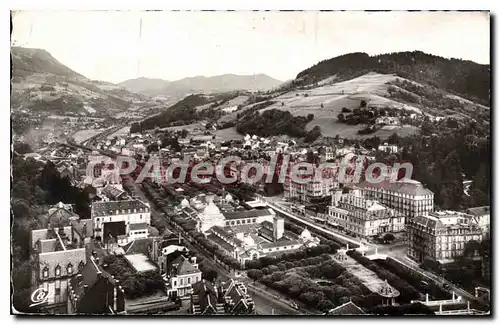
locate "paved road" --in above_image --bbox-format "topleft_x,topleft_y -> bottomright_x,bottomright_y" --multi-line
265,199 -> 374,248
246,285 -> 302,315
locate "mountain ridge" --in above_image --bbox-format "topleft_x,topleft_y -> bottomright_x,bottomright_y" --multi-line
295,51 -> 490,105
10,46 -> 153,117
120,74 -> 283,97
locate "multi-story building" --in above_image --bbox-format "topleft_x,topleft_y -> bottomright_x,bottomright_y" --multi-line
357,179 -> 434,219
328,189 -> 405,238
406,210 -> 483,264
190,279 -> 255,315
465,206 -> 490,235
67,255 -> 126,314
284,167 -> 338,202
164,255 -> 202,298
378,142 -> 400,154
30,225 -> 87,313
91,199 -> 151,245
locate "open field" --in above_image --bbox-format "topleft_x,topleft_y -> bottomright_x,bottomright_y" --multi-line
72,129 -> 104,144
307,118 -> 419,139
196,95 -> 249,112
108,126 -> 130,139
160,122 -> 205,133
214,126 -> 243,141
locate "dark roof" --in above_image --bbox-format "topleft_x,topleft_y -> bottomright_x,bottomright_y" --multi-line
207,234 -> 236,252
103,222 -> 126,243
123,238 -> 154,255
222,280 -> 254,313
223,209 -> 274,220
465,206 -> 490,216
69,256 -> 119,304
358,179 -> 434,196
211,227 -> 243,247
101,185 -> 127,200
129,223 -> 148,231
258,227 -> 274,240
92,200 -> 149,217
171,255 -> 200,276
261,220 -> 273,230
260,239 -> 299,249
192,280 -> 224,315
326,301 -> 366,315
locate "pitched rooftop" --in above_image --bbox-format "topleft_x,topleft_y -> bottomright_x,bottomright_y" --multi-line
91,199 -> 149,217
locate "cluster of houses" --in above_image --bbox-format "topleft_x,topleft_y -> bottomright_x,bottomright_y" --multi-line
176,192 -> 320,267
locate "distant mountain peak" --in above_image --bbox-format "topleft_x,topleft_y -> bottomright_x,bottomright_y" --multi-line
119,73 -> 283,97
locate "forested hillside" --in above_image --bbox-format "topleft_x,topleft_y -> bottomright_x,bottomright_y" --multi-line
296,51 -> 489,105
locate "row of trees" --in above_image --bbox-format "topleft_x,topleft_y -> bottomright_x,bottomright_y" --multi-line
346,250 -> 423,303
248,257 -> 386,312
376,258 -> 450,300
245,245 -> 335,270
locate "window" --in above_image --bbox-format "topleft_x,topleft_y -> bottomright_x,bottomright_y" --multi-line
174,280 -> 177,286
180,278 -> 183,285
55,288 -> 61,295
67,264 -> 73,275
79,261 -> 85,272
188,278 -> 191,284
55,265 -> 61,277
43,267 -> 49,278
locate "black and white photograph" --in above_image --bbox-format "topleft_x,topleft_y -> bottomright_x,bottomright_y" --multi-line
10,9 -> 491,316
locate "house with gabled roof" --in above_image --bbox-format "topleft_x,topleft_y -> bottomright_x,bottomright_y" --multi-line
219,280 -> 255,315
190,280 -> 225,315
67,255 -> 125,314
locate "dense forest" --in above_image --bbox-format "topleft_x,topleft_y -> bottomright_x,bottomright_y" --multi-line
296,51 -> 490,105
375,117 -> 490,210
235,108 -> 320,141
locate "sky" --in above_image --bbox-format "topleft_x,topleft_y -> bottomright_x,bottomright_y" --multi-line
11,11 -> 490,84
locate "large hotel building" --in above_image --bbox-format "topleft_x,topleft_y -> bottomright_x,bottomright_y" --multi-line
357,179 -> 434,219
406,211 -> 483,264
